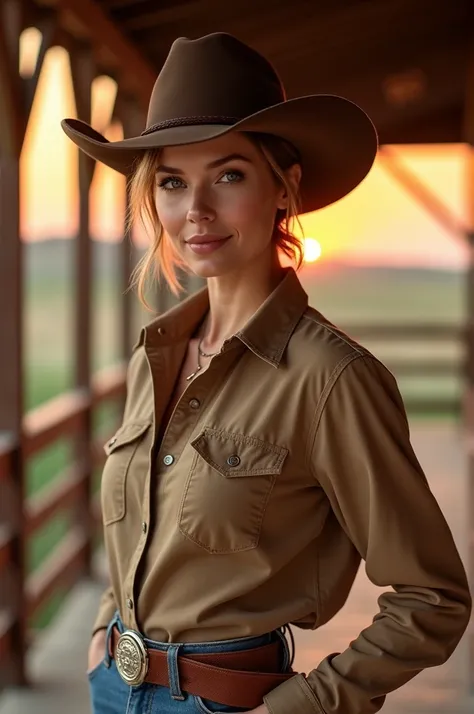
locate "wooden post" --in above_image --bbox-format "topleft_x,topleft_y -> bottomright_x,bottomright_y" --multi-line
0,0 -> 25,687
69,43 -> 96,577
121,176 -> 134,360
0,0 -> 56,686
116,94 -> 143,359
464,37 -> 474,695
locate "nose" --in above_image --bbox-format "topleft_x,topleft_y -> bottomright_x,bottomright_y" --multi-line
186,188 -> 216,224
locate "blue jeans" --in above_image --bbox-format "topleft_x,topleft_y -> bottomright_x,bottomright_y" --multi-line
88,612 -> 293,714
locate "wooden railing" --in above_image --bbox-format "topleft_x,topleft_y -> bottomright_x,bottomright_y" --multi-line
345,323 -> 464,415
0,362 -> 127,687
0,321 -> 465,688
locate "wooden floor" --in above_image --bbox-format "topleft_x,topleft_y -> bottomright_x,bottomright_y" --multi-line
0,421 -> 472,714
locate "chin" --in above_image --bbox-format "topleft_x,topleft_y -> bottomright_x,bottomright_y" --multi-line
189,260 -> 238,279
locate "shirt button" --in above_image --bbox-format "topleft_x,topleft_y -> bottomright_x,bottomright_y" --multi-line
163,454 -> 174,466
227,454 -> 241,467
142,522 -> 147,534
189,398 -> 200,410
126,598 -> 133,610
157,327 -> 166,335
108,437 -> 117,447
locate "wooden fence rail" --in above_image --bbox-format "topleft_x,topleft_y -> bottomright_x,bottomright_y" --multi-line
0,363 -> 126,686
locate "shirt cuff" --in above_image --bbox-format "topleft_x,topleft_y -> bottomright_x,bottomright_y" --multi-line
264,673 -> 325,714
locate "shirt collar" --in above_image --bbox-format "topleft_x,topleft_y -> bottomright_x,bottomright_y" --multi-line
135,267 -> 308,367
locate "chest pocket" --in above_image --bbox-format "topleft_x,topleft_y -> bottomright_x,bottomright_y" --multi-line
179,428 -> 288,554
101,420 -> 152,525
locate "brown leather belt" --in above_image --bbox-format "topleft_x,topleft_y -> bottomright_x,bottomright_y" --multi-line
110,625 -> 296,709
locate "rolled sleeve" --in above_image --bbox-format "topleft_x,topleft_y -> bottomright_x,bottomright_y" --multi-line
264,673 -> 324,714
266,354 -> 471,714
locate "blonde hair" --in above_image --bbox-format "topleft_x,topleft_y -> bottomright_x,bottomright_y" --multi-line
128,133 -> 304,309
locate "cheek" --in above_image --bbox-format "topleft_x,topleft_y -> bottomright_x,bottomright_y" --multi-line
220,186 -> 276,229
154,195 -> 185,238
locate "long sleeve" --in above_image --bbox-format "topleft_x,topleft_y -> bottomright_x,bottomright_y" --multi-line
264,354 -> 471,714
92,585 -> 117,636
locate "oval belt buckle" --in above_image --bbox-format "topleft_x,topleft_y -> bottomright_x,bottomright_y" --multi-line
115,630 -> 149,686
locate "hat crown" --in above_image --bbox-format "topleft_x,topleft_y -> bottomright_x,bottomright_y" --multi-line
145,33 -> 286,131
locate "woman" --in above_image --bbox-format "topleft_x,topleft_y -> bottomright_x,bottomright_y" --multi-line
62,33 -> 471,714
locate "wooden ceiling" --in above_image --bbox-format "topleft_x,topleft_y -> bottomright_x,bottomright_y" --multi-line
35,0 -> 472,144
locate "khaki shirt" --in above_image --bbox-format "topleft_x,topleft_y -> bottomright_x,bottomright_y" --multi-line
95,267 -> 471,714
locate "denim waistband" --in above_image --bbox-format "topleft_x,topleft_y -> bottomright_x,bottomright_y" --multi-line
103,612 -> 294,701
105,611 -> 294,663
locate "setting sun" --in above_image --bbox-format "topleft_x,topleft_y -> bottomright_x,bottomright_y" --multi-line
303,238 -> 322,263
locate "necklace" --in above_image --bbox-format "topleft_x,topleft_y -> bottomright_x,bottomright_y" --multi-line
186,335 -> 220,381
198,342 -> 218,358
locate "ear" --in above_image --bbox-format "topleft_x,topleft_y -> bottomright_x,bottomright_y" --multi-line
276,163 -> 302,210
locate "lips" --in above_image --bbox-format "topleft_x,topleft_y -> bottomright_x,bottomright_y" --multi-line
186,234 -> 230,245
185,234 -> 231,255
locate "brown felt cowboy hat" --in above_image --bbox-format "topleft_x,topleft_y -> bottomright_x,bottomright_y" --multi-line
61,32 -> 378,214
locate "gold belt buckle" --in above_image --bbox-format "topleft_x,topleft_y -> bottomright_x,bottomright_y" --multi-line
115,630 -> 149,686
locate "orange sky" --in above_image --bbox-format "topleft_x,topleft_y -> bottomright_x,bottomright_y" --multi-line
20,44 -> 470,270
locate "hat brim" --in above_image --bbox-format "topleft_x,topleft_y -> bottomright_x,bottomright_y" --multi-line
61,95 -> 378,213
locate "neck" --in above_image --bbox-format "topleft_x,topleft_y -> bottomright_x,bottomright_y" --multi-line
199,251 -> 285,351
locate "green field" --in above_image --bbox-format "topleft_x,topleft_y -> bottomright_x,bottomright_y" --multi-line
24,239 -> 467,628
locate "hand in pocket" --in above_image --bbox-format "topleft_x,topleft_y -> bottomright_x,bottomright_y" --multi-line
87,629 -> 107,674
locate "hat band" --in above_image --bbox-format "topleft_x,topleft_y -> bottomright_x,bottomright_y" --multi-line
141,115 -> 240,136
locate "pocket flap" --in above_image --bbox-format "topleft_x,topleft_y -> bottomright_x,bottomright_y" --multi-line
104,420 -> 152,456
190,428 -> 288,478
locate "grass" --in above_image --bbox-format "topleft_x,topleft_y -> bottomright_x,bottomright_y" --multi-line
299,263 -> 465,324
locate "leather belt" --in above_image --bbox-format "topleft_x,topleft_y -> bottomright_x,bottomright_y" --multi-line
110,625 -> 296,709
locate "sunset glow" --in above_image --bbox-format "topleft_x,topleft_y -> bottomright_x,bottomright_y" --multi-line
303,238 -> 322,263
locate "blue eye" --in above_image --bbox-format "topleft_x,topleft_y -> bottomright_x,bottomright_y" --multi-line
157,169 -> 244,191
220,170 -> 244,183
159,176 -> 185,191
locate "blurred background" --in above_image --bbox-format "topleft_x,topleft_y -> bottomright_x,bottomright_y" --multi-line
0,1 -> 472,713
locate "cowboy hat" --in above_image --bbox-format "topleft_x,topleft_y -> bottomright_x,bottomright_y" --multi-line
61,32 -> 378,213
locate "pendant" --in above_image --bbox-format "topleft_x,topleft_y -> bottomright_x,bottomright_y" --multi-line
186,365 -> 201,381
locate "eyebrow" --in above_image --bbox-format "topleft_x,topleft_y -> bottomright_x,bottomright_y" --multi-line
156,153 -> 253,174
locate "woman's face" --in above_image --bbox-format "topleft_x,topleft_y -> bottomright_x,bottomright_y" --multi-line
154,132 -> 292,279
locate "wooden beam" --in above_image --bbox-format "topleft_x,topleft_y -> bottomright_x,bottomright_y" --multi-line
119,0 -> 294,31
0,0 -> 24,154
115,93 -> 143,358
378,146 -> 469,243
0,0 -> 26,686
91,362 -> 127,403
0,610 -> 16,685
0,434 -> 15,482
23,391 -> 89,456
38,0 -> 155,109
463,25 -> 474,696
23,9 -> 59,119
69,41 -> 95,577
